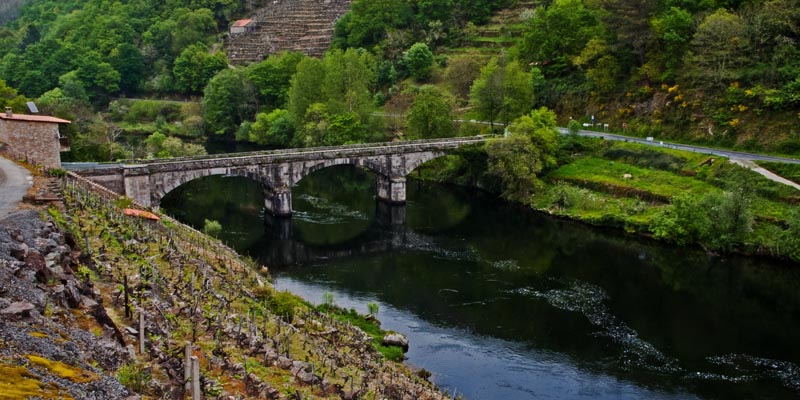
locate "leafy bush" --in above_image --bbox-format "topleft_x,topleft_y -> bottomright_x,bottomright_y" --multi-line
117,362 -> 151,392
265,290 -> 304,322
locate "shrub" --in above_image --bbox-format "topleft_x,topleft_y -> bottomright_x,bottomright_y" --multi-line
117,361 -> 151,392
203,219 -> 222,237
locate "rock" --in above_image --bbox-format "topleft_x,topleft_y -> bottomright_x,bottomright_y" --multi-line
24,252 -> 53,284
276,356 -> 293,369
9,244 -> 27,260
11,231 -> 24,243
125,326 -> 139,335
297,370 -> 319,385
381,332 -> 409,352
1,301 -> 36,318
623,173 -> 633,179
64,280 -> 82,308
82,296 -> 99,309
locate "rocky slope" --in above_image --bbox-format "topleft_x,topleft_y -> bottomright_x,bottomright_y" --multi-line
0,173 -> 450,399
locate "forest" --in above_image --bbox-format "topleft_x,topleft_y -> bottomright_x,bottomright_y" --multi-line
0,0 -> 798,162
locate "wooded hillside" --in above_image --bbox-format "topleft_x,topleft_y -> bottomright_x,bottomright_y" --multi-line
0,0 -> 798,161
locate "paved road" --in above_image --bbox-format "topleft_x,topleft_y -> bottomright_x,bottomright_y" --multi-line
0,156 -> 33,219
562,128 -> 800,164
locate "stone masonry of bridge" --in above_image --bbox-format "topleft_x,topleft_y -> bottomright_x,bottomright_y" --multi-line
72,137 -> 486,217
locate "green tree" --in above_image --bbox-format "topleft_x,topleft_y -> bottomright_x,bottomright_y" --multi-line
683,9 -> 750,89
486,133 -> 544,202
0,79 -> 28,112
650,7 -> 694,79
249,109 -> 295,146
517,0 -> 602,77
333,0 -> 413,49
247,51 -> 305,108
109,43 -> 145,94
703,188 -> 753,252
469,57 -> 534,129
322,48 -> 376,118
510,107 -> 559,169
486,107 -> 560,202
651,193 -> 708,245
405,85 -> 454,139
403,42 -> 434,81
145,131 -> 206,158
470,58 -> 503,130
444,55 -> 482,103
202,68 -> 256,136
287,57 -> 325,126
173,44 -> 228,93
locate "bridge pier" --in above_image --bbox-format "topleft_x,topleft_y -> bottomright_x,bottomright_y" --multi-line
264,185 -> 292,217
376,175 -> 406,204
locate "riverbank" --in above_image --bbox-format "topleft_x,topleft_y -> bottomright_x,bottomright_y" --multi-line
0,171 -> 449,399
420,136 -> 800,264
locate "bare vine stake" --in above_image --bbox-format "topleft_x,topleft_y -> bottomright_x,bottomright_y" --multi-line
139,311 -> 145,355
191,356 -> 200,400
184,342 -> 192,393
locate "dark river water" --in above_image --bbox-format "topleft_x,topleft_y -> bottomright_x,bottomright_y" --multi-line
161,166 -> 800,400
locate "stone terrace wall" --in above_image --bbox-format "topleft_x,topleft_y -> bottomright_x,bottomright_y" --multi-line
225,0 -> 352,63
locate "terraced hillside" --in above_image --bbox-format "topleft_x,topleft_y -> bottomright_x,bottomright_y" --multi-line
225,0 -> 351,63
446,0 -> 536,61
0,0 -> 24,25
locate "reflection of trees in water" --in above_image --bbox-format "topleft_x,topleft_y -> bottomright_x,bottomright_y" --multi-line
160,175 -> 264,250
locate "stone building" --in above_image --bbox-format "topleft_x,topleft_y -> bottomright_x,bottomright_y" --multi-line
230,19 -> 255,34
0,107 -> 71,169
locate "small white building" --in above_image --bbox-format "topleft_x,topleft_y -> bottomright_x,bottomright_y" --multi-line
230,19 -> 255,34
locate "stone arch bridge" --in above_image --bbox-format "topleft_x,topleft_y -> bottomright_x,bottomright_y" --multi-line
69,137 -> 487,217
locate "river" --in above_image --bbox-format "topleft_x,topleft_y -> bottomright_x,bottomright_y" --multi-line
161,166 -> 800,400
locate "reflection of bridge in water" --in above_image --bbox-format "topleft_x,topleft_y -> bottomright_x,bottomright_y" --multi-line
257,202 -> 436,267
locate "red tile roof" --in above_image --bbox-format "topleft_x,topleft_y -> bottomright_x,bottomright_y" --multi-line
232,19 -> 254,27
0,114 -> 71,124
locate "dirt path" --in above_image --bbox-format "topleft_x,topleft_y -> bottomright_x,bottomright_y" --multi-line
730,158 -> 800,191
0,156 -> 33,219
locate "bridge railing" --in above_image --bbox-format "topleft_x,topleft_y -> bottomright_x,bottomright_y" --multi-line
115,136 -> 489,166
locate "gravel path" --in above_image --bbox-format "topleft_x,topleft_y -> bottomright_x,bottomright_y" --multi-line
0,156 -> 32,219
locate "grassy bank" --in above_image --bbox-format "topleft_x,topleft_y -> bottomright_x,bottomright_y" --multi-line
420,136 -> 800,263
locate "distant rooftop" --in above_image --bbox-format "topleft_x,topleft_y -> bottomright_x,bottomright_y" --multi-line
0,113 -> 71,124
232,19 -> 254,27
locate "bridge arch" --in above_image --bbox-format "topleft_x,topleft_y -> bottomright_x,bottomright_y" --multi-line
150,166 -> 267,207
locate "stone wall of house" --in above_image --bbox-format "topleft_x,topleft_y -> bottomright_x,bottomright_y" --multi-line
0,120 -> 62,169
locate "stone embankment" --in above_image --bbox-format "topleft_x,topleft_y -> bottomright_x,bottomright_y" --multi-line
0,173 -> 449,399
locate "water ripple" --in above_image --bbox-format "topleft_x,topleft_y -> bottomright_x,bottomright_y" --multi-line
693,354 -> 800,391
294,194 -> 368,223
512,280 -> 683,374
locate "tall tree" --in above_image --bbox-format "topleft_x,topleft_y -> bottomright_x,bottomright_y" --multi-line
247,51 -> 305,109
287,57 -> 326,125
682,9 -> 751,89
470,57 -> 534,129
173,44 -> 228,93
517,0 -> 602,77
405,85 -> 455,139
202,68 -> 256,136
403,42 -> 434,81
486,107 -> 560,202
